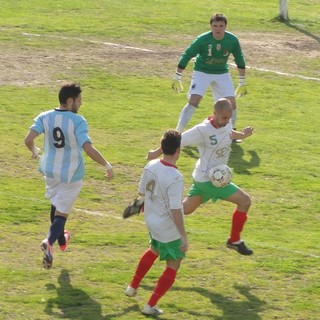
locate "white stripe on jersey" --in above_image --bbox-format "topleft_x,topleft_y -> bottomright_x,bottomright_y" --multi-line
66,119 -> 78,182
53,113 -> 63,182
36,110 -> 87,183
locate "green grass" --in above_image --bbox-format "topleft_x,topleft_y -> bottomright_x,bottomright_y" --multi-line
1,1 -> 320,319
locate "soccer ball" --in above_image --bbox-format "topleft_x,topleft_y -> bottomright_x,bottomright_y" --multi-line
209,164 -> 232,188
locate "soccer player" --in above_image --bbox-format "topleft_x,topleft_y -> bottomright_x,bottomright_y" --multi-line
24,83 -> 114,269
147,98 -> 254,255
172,13 -> 247,137
124,129 -> 187,316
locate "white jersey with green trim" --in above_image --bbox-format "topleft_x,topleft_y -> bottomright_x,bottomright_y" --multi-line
181,117 -> 233,182
138,159 -> 184,243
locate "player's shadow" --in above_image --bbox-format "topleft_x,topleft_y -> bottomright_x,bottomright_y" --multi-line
44,269 -> 104,319
228,143 -> 260,175
279,19 -> 320,43
173,284 -> 266,319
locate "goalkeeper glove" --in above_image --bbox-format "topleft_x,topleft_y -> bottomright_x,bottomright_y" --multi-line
172,72 -> 183,93
235,76 -> 247,98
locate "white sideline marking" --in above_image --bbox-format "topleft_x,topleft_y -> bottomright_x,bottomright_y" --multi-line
75,207 -> 320,259
73,207 -> 145,225
229,63 -> 320,82
0,191 -> 318,258
21,32 -> 320,82
22,32 -> 155,53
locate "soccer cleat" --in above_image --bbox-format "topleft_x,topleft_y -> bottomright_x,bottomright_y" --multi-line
141,304 -> 164,316
124,285 -> 137,297
41,239 -> 53,269
123,197 -> 144,219
59,230 -> 70,251
226,240 -> 253,256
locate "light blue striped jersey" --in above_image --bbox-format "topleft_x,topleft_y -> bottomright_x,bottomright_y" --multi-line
30,109 -> 92,182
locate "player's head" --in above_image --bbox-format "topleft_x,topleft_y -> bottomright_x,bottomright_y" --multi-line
210,13 -> 227,40
59,83 -> 82,113
210,13 -> 227,25
213,98 -> 233,128
161,129 -> 181,156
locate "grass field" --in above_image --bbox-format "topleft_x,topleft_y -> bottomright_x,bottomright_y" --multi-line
1,0 -> 320,319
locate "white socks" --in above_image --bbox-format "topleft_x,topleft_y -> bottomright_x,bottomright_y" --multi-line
176,103 -> 196,132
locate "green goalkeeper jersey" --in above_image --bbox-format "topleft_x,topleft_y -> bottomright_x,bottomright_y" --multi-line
178,31 -> 245,74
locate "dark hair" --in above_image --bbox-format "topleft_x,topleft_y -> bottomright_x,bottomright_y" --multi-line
161,129 -> 181,155
210,13 -> 227,25
58,83 -> 82,104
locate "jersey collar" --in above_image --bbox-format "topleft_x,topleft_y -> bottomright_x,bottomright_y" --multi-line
160,159 -> 177,169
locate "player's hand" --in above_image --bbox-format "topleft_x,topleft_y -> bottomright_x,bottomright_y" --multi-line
242,126 -> 254,138
172,72 -> 183,93
32,147 -> 40,159
235,76 -> 247,98
105,168 -> 114,179
146,147 -> 163,160
105,162 -> 113,179
180,235 -> 188,253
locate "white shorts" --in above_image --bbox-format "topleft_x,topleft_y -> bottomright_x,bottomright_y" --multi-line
44,177 -> 83,214
188,71 -> 235,100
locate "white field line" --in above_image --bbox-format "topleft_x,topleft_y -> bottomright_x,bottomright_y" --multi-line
1,191 -> 319,258
22,32 -> 156,53
73,207 -> 145,225
21,32 -> 320,82
75,207 -> 320,258
229,63 -> 320,82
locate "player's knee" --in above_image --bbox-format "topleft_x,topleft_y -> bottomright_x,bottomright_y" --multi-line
183,196 -> 201,214
225,96 -> 236,109
242,193 -> 251,210
189,95 -> 202,107
183,204 -> 195,215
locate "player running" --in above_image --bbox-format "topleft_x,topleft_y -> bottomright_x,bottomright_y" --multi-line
124,129 -> 187,316
24,83 -> 114,269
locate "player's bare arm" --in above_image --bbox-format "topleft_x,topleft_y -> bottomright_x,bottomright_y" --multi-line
171,208 -> 188,253
146,147 -> 163,160
83,142 -> 114,179
230,126 -> 254,140
24,129 -> 41,159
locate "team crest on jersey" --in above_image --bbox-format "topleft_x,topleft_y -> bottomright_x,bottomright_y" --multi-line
216,43 -> 221,51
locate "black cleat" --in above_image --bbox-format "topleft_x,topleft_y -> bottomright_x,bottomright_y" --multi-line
226,240 -> 253,255
123,198 -> 144,219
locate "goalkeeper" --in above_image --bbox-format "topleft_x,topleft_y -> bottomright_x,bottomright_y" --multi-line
172,13 -> 247,139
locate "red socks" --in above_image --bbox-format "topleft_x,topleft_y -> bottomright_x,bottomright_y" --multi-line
130,249 -> 158,289
229,209 -> 247,243
147,267 -> 177,307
